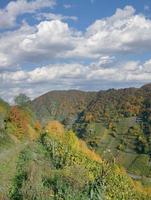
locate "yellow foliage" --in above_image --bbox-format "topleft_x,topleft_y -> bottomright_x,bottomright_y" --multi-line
64,131 -> 102,163
34,120 -> 42,132
85,113 -> 94,122
0,105 -> 5,113
78,139 -> 102,163
115,166 -> 151,197
45,120 -> 64,137
65,131 -> 79,149
8,106 -> 29,139
114,166 -> 127,175
45,121 -> 102,164
28,125 -> 39,141
133,180 -> 151,196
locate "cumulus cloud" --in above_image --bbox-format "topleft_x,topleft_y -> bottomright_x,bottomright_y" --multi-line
0,20 -> 79,70
1,59 -> 151,102
69,6 -> 151,57
1,5 -> 151,102
0,0 -> 55,29
0,22 -> 35,69
0,63 -> 86,102
20,20 -> 77,58
1,6 -> 151,70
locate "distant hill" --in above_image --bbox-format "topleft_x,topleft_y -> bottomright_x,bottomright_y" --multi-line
32,90 -> 96,126
32,84 -> 151,126
141,83 -> 151,91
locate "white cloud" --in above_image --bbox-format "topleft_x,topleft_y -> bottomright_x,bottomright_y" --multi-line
70,6 -> 151,57
0,20 -> 79,70
0,63 -> 84,84
91,56 -> 116,67
1,6 -> 151,70
0,0 -> 55,29
0,22 -> 35,69
36,12 -> 78,21
87,59 -> 151,82
1,5 -> 151,102
1,58 -> 151,102
63,4 -> 72,9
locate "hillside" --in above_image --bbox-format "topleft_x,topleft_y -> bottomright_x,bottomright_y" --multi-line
32,83 -> 151,187
74,85 -> 151,185
0,83 -> 151,199
32,90 -> 96,126
0,100 -> 40,199
0,111 -> 150,199
0,98 -> 151,199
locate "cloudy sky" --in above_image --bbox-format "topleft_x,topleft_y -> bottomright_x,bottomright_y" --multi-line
1,0 -> 151,102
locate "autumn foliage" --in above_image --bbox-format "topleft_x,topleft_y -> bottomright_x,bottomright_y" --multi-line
45,120 -> 64,136
34,120 -> 42,131
6,106 -> 39,140
7,106 -> 29,138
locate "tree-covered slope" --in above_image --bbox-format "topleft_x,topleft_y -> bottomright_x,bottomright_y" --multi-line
1,118 -> 151,200
73,84 -> 151,185
0,97 -> 151,199
31,84 -> 151,186
32,90 -> 96,126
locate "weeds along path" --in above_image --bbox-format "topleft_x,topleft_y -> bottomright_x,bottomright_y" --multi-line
0,141 -> 29,196
0,141 -> 28,161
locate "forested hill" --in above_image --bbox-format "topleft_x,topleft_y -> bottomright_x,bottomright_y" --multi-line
32,90 -> 96,125
32,83 -> 151,125
31,83 -> 151,187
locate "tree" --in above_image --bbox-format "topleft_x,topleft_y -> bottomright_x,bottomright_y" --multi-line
7,106 -> 29,138
34,120 -> 41,131
14,93 -> 30,107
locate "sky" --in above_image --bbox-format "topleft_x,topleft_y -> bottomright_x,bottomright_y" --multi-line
1,0 -> 151,102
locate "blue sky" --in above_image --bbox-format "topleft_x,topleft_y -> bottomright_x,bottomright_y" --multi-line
0,0 -> 151,102
1,0 -> 151,30
56,0 -> 151,30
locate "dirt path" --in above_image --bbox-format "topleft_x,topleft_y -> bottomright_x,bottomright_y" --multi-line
0,141 -> 29,196
0,141 -> 28,161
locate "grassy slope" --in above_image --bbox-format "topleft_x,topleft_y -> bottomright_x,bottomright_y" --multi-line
0,99 -> 38,199
75,116 -> 151,186
7,128 -> 151,200
0,121 -> 151,199
0,140 -> 29,197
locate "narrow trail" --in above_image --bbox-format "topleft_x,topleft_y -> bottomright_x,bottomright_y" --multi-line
0,141 -> 29,162
0,141 -> 29,196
